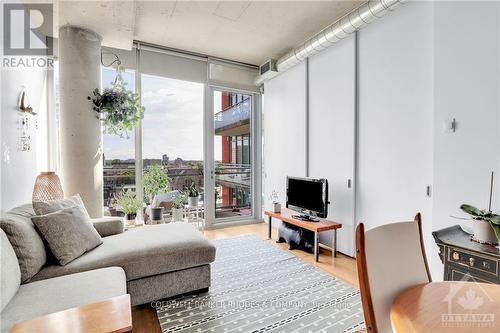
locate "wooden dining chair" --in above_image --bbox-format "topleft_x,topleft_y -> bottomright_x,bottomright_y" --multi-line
356,213 -> 432,333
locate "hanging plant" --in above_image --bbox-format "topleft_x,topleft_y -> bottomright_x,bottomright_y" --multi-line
88,65 -> 144,138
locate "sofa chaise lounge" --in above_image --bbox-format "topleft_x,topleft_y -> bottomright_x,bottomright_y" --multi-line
0,204 -> 216,333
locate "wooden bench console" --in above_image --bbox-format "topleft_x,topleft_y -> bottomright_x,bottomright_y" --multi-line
265,208 -> 342,262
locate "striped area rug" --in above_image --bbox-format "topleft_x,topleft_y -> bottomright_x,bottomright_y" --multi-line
155,235 -> 364,333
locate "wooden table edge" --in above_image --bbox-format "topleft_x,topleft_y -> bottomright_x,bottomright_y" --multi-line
390,282 -> 500,333
11,294 -> 132,333
264,210 -> 342,232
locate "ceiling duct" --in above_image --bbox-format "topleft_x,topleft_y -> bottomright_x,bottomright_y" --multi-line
255,0 -> 405,85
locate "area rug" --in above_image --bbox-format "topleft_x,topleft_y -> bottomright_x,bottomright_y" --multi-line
155,235 -> 364,333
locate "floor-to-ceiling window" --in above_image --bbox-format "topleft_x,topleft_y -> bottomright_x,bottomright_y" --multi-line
99,46 -> 261,225
141,74 -> 204,207
101,67 -> 136,211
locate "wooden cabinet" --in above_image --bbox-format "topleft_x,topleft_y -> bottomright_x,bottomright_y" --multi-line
433,225 -> 500,284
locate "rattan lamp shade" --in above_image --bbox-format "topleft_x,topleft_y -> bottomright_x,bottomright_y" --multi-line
32,171 -> 64,202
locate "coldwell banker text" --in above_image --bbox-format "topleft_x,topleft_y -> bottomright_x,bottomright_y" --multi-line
2,3 -> 54,69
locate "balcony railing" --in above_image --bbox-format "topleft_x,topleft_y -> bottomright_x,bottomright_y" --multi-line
214,98 -> 251,132
103,163 -> 251,203
215,163 -> 251,189
103,162 -> 252,218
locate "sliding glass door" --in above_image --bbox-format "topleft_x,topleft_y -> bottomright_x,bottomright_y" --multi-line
204,87 -> 261,226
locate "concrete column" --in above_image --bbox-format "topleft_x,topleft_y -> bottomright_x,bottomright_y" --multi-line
59,26 -> 103,217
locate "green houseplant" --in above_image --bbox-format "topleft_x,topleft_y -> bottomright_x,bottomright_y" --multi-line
116,190 -> 143,226
171,195 -> 186,222
458,172 -> 500,244
88,66 -> 144,138
186,182 -> 200,207
143,165 -> 170,221
460,204 -> 500,244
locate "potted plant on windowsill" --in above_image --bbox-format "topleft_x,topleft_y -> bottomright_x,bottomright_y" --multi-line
143,165 -> 170,222
171,195 -> 186,222
116,190 -> 143,227
187,182 -> 199,207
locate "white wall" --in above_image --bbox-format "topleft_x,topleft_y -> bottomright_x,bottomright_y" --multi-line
263,0 -> 500,280
1,69 -> 48,213
263,62 -> 307,223
309,35 -> 356,256
432,1 -> 500,278
357,0 -> 435,263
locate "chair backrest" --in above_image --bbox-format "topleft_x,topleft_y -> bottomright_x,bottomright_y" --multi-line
356,213 -> 431,333
0,229 -> 21,312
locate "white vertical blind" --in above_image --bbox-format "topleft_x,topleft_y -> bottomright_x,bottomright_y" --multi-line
263,62 -> 307,217
309,36 -> 356,256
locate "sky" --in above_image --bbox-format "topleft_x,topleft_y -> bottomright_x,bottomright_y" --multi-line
102,68 -> 222,161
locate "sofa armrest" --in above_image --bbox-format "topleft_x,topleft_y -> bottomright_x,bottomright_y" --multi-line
91,217 -> 124,237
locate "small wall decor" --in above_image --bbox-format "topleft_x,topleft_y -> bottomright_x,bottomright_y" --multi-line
17,116 -> 31,151
18,88 -> 37,115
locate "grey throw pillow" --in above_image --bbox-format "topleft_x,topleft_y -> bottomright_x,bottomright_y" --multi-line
0,204 -> 47,282
31,206 -> 103,265
33,194 -> 90,219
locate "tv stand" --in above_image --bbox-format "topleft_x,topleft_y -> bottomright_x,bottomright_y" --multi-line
265,208 -> 342,262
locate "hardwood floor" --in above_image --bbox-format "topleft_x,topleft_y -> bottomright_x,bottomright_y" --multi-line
131,222 -> 358,333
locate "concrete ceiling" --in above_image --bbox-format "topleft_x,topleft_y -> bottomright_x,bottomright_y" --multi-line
58,1 -> 364,66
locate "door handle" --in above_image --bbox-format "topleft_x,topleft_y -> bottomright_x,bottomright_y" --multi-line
347,179 -> 352,189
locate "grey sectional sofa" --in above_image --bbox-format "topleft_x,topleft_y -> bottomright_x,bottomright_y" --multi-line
0,204 -> 216,332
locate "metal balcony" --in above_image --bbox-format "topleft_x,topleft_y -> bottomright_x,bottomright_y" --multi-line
214,98 -> 251,136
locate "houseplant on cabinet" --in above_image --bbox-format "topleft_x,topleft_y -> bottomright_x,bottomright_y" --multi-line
187,182 -> 199,207
143,165 -> 170,222
116,190 -> 143,227
459,172 -> 500,244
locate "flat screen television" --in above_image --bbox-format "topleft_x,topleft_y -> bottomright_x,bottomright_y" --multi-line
286,176 -> 329,219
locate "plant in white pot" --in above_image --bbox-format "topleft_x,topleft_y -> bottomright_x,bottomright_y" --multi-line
116,190 -> 143,227
458,172 -> 500,245
187,182 -> 199,207
143,165 -> 170,222
171,195 -> 186,222
460,204 -> 500,245
269,190 -> 281,213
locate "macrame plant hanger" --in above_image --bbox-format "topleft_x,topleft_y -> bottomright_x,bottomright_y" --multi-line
101,49 -> 123,84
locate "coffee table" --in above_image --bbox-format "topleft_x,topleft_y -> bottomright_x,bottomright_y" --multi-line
11,294 -> 132,333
